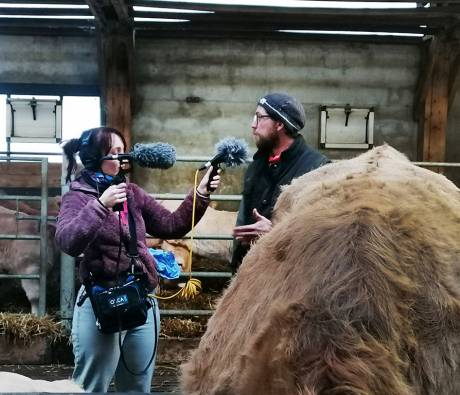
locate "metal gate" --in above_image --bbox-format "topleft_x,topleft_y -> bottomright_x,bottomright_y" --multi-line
0,156 -> 49,316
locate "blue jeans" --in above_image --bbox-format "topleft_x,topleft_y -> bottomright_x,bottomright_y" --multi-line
72,286 -> 160,392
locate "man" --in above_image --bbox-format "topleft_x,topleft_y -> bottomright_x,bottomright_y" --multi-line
231,92 -> 330,272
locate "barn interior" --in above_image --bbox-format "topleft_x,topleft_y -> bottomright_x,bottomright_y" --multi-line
0,0 -> 459,392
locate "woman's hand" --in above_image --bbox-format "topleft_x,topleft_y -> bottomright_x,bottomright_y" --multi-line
98,183 -> 127,209
197,166 -> 221,196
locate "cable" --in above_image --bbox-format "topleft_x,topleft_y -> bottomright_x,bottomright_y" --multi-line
152,169 -> 202,301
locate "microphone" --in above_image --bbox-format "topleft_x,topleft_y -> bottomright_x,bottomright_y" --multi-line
200,137 -> 249,192
101,142 -> 176,169
199,137 -> 249,171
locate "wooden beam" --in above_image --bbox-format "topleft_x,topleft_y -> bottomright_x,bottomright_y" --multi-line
111,0 -> 131,25
0,0 -> 84,3
417,38 -> 450,165
131,0 -> 460,19
448,29 -> 460,111
0,18 -> 94,30
99,28 -> 134,149
414,37 -> 439,121
131,11 -> 436,33
136,27 -> 424,44
449,52 -> 460,111
86,0 -> 132,29
0,8 -> 92,16
132,16 -> 437,36
85,0 -> 108,27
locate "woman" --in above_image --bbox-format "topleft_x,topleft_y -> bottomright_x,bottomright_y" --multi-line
55,127 -> 220,392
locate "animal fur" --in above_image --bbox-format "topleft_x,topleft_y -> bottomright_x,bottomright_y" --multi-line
0,372 -> 83,392
181,145 -> 460,395
148,201 -> 236,272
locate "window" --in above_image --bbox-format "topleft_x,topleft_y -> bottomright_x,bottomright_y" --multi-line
0,95 -> 100,162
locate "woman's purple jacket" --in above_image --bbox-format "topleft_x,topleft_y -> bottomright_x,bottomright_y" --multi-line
55,176 -> 209,289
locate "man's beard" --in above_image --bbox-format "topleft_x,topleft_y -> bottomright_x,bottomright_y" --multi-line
255,132 -> 280,154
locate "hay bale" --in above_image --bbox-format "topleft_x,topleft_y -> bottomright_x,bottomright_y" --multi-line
0,313 -> 66,344
161,318 -> 207,338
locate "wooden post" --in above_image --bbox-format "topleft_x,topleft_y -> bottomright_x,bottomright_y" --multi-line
99,27 -> 134,150
416,34 -> 453,170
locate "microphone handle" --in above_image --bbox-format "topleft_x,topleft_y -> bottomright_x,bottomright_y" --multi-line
111,173 -> 126,212
206,165 -> 220,193
113,202 -> 124,212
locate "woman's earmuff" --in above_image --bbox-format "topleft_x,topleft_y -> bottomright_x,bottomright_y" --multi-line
79,129 -> 102,170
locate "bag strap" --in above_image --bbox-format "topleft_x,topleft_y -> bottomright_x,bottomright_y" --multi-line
126,198 -> 139,258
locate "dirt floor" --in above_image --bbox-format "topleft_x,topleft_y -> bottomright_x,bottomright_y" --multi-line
0,363 -> 181,393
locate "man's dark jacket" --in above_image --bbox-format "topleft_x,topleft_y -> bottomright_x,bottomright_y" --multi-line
231,135 -> 329,271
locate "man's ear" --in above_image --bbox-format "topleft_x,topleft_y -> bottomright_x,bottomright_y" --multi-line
275,121 -> 285,133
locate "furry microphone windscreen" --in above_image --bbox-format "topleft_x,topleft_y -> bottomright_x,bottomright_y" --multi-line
213,137 -> 249,167
131,143 -> 177,169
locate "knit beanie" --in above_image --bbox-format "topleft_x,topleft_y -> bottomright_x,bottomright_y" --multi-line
258,92 -> 306,134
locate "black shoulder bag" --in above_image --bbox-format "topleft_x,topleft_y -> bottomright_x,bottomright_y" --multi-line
85,199 -> 150,334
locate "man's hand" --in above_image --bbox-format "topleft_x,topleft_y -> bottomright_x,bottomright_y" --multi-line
232,208 -> 273,245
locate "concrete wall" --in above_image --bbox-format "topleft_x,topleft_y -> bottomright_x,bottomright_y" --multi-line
3,35 -> 455,196
0,35 -> 98,85
132,38 -> 420,198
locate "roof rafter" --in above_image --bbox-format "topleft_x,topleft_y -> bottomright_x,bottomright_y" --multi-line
85,0 -> 132,29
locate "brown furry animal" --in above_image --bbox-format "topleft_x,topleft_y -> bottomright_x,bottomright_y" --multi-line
181,145 -> 460,395
0,206 -> 57,314
148,201 -> 236,272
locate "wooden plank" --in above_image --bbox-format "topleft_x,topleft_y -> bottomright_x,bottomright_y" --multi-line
0,162 -> 61,188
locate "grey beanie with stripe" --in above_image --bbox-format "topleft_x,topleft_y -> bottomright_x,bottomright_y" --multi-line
258,92 -> 306,134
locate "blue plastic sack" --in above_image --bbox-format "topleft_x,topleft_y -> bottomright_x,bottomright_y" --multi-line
148,248 -> 181,280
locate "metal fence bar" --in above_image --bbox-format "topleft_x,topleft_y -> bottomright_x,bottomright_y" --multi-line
16,215 -> 56,221
153,193 -> 242,201
0,274 -> 40,279
148,234 -> 232,241
0,195 -> 42,201
38,157 -> 48,317
160,309 -> 214,316
179,271 -> 232,278
0,151 -> 61,156
0,235 -> 40,240
60,156 -> 75,330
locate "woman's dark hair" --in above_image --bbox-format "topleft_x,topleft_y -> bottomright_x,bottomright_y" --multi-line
62,127 -> 127,183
